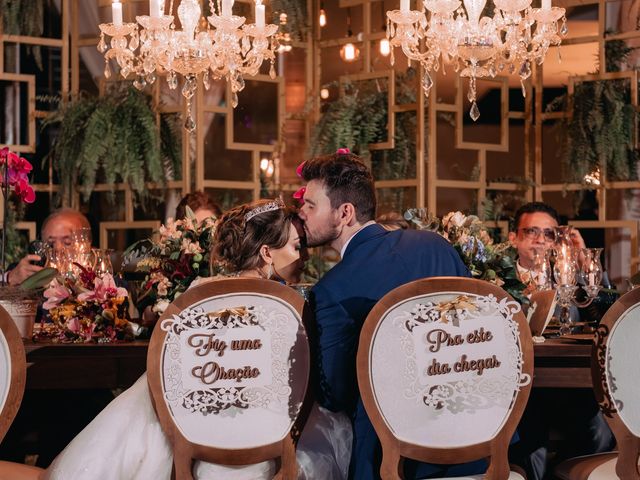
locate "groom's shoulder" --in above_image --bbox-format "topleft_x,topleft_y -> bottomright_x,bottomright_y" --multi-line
392,227 -> 453,250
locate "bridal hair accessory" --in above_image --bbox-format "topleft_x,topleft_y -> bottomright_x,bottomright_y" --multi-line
295,161 -> 306,178
293,186 -> 306,203
245,198 -> 285,222
336,147 -> 350,155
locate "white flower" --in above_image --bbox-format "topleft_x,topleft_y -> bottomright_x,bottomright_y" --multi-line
443,211 -> 466,228
153,299 -> 170,314
181,238 -> 203,255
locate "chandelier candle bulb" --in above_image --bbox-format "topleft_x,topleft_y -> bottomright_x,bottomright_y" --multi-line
222,0 -> 233,17
150,0 -> 162,18
112,0 -> 123,26
541,0 -> 551,9
400,0 -> 410,12
255,2 -> 265,28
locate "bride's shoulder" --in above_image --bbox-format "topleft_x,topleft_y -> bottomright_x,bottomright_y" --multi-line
189,274 -> 236,289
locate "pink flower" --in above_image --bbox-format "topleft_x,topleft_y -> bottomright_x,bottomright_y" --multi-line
77,273 -> 128,303
43,280 -> 71,310
66,317 -> 81,333
0,147 -> 8,164
13,178 -> 35,203
295,161 -> 306,178
336,147 -> 350,155
7,154 -> 32,174
293,186 -> 306,204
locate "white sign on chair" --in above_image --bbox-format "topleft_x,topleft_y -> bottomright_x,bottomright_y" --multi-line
370,292 -> 531,448
158,293 -> 304,449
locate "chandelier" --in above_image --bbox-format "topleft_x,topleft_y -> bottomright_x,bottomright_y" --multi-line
386,0 -> 567,120
98,0 -> 279,131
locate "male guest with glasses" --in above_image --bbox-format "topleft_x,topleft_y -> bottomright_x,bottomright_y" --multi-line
507,202 -> 614,480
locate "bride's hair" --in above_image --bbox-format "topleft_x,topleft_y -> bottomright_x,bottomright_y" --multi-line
212,199 -> 295,273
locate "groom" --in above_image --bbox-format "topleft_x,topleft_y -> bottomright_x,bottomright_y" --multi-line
298,150 -> 484,479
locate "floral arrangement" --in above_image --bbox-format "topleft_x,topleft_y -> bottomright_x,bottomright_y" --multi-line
404,209 -> 528,305
123,211 -> 217,315
0,147 -> 36,279
39,268 -> 133,343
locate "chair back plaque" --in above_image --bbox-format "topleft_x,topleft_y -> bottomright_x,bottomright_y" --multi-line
593,287 -> 640,478
147,278 -> 309,479
357,277 -> 533,479
0,305 -> 27,444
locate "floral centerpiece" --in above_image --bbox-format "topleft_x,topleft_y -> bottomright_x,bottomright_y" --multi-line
123,210 -> 217,315
404,209 -> 528,305
39,267 -> 133,343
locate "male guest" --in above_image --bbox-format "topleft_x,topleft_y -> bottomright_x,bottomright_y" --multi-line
298,150 -> 482,479
507,201 -> 614,480
6,208 -> 92,285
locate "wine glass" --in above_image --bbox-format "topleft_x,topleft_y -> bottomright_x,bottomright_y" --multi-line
93,248 -> 114,276
529,249 -> 552,291
580,247 -> 603,297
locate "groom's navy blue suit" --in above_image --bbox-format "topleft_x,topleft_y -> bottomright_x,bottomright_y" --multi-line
310,223 -> 486,480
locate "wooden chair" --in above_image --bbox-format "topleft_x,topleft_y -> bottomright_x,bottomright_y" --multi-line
147,278 -> 311,480
0,306 -> 44,479
356,277 -> 534,479
554,286 -> 640,480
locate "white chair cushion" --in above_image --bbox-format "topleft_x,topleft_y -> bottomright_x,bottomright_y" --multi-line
426,471 -> 525,480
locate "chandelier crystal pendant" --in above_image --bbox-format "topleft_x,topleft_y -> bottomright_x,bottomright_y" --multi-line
386,0 -> 566,120
98,0 -> 280,131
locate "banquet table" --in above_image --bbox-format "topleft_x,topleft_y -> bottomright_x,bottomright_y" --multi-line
24,340 -> 148,390
23,337 -> 595,390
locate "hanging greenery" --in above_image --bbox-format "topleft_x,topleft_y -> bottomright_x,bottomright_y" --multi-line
547,39 -> 639,185
0,0 -> 46,69
309,71 -> 418,212
42,85 -> 182,207
271,0 -> 308,42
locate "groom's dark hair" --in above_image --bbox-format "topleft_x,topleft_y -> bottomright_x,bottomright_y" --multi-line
301,152 -> 376,223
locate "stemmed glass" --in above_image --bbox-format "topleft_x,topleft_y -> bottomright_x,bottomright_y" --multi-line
93,248 -> 114,276
529,249 -> 553,292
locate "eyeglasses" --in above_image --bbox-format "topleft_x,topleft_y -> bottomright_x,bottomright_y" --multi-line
518,227 -> 556,242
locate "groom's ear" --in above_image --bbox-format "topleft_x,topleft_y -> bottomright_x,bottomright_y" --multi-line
338,203 -> 358,226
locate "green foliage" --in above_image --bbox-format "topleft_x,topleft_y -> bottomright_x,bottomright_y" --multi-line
0,0 -> 45,68
41,86 -> 181,207
271,0 -> 308,42
309,70 -> 417,172
547,39 -> 638,186
2,201 -> 27,266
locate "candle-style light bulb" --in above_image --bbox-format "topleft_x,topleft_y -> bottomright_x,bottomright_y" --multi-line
222,0 -> 233,17
541,0 -> 551,9
319,9 -> 327,27
150,0 -> 163,18
255,1 -> 265,28
400,0 -> 410,12
112,0 -> 123,26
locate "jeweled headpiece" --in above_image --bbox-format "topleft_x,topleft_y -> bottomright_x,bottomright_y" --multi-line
244,198 -> 285,223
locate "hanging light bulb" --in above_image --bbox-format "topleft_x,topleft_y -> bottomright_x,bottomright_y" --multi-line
340,8 -> 359,63
340,42 -> 359,62
379,38 -> 390,56
260,158 -> 270,171
319,3 -> 327,27
320,88 -> 330,99
378,3 -> 390,57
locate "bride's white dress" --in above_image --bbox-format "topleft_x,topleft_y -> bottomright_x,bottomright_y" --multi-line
44,373 -> 352,479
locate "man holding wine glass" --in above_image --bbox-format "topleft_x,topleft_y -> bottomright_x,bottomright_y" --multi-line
507,202 -> 614,480
6,208 -> 91,285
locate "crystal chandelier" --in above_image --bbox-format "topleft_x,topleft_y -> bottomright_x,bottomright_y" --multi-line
98,0 -> 279,131
386,0 -> 567,120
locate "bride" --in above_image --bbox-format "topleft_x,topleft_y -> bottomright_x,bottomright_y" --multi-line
43,199 -> 352,480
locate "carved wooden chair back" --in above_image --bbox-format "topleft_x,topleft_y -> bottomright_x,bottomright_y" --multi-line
147,278 -> 310,480
0,305 -> 26,444
357,277 -> 533,479
592,286 -> 640,479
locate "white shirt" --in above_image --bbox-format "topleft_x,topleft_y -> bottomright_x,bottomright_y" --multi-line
340,221 -> 377,258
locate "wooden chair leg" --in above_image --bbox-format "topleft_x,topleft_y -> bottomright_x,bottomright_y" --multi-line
380,447 -> 402,480
275,435 -> 297,480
